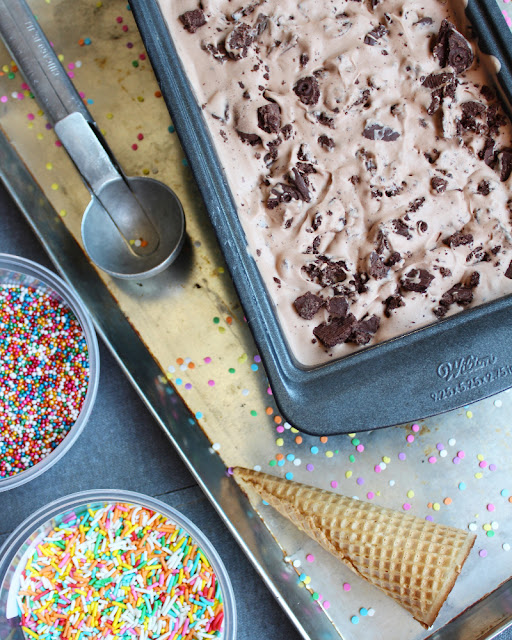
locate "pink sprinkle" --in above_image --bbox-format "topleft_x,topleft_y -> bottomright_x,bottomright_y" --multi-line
68,62 -> 75,70
452,456 -> 460,465
116,15 -> 123,22
137,133 -> 144,140
490,463 -> 497,471
267,387 -> 273,395
17,92 -> 24,100
403,503 -> 411,511
412,423 -> 420,432
208,379 -> 215,386
479,549 -> 488,558
367,491 -> 375,500
204,357 -> 212,363
425,515 -> 433,522
398,452 -> 406,461
457,450 -> 465,459
306,464 -> 314,471
479,460 -> 487,468
306,554 -> 315,562
254,355 -> 262,363
436,443 -> 444,451
343,582 -> 351,591
21,82 -> 29,90
331,480 -> 338,489
122,24 -> 129,32
428,456 -> 437,464
487,503 -> 495,512
55,140 -> 62,147
132,143 -> 138,150
356,477 -> 364,485
27,113 -> 35,120
356,444 -> 364,452
227,467 -> 233,475
139,53 -> 147,60
323,601 -> 331,609
276,425 -> 284,433
67,71 -> 75,78
406,434 -> 414,443
0,96 -> 7,103
503,10 -> 512,27
374,465 -> 381,473
79,91 -> 86,98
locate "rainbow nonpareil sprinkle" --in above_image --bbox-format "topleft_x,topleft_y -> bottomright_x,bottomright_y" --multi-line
0,285 -> 89,477
17,503 -> 224,640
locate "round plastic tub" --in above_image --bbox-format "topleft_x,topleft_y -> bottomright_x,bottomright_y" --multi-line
0,254 -> 100,491
0,489 -> 236,640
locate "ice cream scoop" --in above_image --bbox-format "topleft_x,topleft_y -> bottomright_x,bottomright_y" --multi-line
0,0 -> 185,279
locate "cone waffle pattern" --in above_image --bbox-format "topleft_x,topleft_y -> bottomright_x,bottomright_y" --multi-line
233,467 -> 476,628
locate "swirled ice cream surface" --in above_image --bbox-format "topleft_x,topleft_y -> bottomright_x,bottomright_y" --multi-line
163,0 -> 512,366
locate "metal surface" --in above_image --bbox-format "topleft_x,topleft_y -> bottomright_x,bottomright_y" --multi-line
1,1 -> 512,639
0,0 -> 185,279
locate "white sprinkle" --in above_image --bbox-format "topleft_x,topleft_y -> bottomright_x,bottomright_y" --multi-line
389,480 -> 395,487
367,608 -> 375,617
284,422 -> 292,429
167,365 -> 175,373
293,458 -> 301,466
242,388 -> 249,396
492,521 -> 499,530
448,438 -> 456,447
292,559 -> 301,567
379,462 -> 387,470
503,543 -> 510,551
253,465 -> 261,471
440,449 -> 447,458
494,399 -> 503,408
212,442 -> 221,451
469,522 -> 477,531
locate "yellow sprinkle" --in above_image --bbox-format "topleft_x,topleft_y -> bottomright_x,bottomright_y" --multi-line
325,450 -> 333,458
345,470 -> 352,479
51,183 -> 59,191
137,96 -> 145,102
113,606 -> 122,627
303,576 -> 311,585
433,503 -> 440,511
97,1 -> 103,7
112,601 -> 127,609
58,209 -> 67,217
475,472 -> 483,479
238,353 -> 248,363
466,410 -> 473,418
58,54 -> 64,62
24,90 -> 30,97
218,326 -> 226,333
276,438 -> 284,446
348,433 -> 356,438
407,490 -> 415,499
27,123 -> 33,130
382,456 -> 391,464
22,627 -> 40,639
2,65 -> 8,73
37,133 -> 44,140
290,427 -> 299,434
142,168 -> 150,175
483,523 -> 492,531
106,112 -> 113,119
217,266 -> 224,274
477,454 -> 484,461
38,109 -> 43,116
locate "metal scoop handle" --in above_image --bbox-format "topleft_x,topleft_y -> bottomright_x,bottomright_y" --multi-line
0,0 -> 160,255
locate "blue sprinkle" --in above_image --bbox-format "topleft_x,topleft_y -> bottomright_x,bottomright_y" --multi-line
299,573 -> 307,581
311,446 -> 319,455
86,99 -> 94,104
175,378 -> 182,385
251,364 -> 259,371
195,411 -> 203,419
277,459 -> 285,467
188,418 -> 195,425
168,125 -> 175,133
360,607 -> 368,616
351,616 -> 359,625
286,454 -> 295,461
84,38 -> 92,45
262,499 -> 269,505
501,489 -> 510,498
285,472 -> 293,480
458,482 -> 466,491
182,157 -> 189,167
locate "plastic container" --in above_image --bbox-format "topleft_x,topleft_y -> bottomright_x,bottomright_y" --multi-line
0,489 -> 237,640
0,254 -> 100,491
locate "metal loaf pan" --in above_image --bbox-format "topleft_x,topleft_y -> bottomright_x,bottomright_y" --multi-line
130,0 -> 512,435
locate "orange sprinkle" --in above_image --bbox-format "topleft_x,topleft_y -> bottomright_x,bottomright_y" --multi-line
295,436 -> 303,444
274,416 -> 282,424
187,362 -> 195,369
140,240 -> 148,248
78,38 -> 85,46
11,64 -> 18,72
155,90 -> 162,97
265,407 -> 273,415
226,316 -> 233,325
276,453 -> 284,461
320,436 -> 328,443
176,357 -> 184,365
427,502 -> 433,508
509,496 -> 512,504
444,497 -> 452,505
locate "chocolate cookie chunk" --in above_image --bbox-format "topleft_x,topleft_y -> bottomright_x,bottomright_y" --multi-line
363,123 -> 400,141
293,292 -> 324,319
293,76 -> 320,105
225,23 -> 255,59
313,314 -> 356,348
349,315 -> 380,345
383,292 -> 404,317
443,231 -> 473,247
433,20 -> 474,75
498,150 -> 512,182
369,252 -> 388,279
179,9 -> 206,33
318,135 -> 335,150
431,176 -> 448,193
237,131 -> 262,146
257,103 -> 281,133
326,296 -> 349,318
401,269 -> 434,293
364,24 -> 388,46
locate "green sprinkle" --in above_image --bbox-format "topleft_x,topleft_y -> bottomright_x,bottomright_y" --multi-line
228,368 -> 236,374
213,317 -> 220,324
269,460 -> 277,467
349,454 -> 355,463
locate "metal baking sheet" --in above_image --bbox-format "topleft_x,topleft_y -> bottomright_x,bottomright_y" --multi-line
129,0 -> 512,435
1,2 -> 512,639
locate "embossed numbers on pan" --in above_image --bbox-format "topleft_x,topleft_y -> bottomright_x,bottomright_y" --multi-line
129,0 -> 512,435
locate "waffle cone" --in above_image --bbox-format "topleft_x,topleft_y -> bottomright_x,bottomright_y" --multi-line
233,467 -> 475,628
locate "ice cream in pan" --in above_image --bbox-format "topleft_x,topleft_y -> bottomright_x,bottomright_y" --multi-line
166,0 -> 512,366
233,467 -> 476,629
